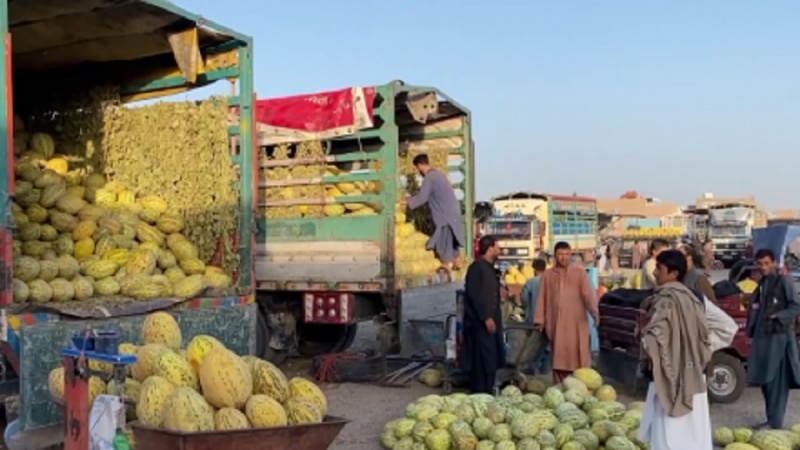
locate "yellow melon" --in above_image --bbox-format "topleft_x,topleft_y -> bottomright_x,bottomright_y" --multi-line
245,394 -> 288,428
141,311 -> 182,350
198,347 -> 252,409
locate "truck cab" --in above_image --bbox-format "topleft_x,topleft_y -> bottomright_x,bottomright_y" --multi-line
487,214 -> 542,269
709,205 -> 754,268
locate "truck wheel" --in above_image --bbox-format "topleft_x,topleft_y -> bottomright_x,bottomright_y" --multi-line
335,323 -> 359,353
297,323 -> 358,356
707,352 -> 746,404
256,309 -> 288,365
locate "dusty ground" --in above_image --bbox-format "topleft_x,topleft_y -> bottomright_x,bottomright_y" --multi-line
286,320 -> 800,450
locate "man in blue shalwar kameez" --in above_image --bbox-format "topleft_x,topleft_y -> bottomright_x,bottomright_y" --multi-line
406,153 -> 466,272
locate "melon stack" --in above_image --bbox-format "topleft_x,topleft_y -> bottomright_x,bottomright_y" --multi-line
382,368 -> 649,450
47,311 -> 328,442
10,129 -> 233,304
394,205 -> 442,277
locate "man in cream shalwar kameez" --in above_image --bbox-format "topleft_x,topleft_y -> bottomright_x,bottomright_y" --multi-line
637,249 -> 713,450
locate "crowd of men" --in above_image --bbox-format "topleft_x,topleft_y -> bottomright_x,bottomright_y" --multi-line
403,150 -> 800,447
463,236 -> 800,450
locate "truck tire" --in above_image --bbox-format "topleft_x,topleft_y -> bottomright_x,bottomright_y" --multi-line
256,309 -> 288,365
297,323 -> 358,356
707,352 -> 746,404
337,323 -> 359,352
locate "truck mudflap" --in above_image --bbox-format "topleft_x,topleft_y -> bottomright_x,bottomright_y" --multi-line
3,297 -> 256,433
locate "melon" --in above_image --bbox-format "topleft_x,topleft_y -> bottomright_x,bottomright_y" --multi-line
130,344 -> 171,382
252,360 -> 289,403
161,387 -> 214,432
214,407 -> 251,430
141,311 -> 182,350
245,394 -> 288,428
154,351 -> 198,390
198,347 -> 252,409
136,375 -> 176,428
288,377 -> 328,416
185,335 -> 223,374
285,397 -> 323,425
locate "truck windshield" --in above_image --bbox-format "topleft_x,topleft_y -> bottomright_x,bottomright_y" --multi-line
488,220 -> 531,239
710,225 -> 746,237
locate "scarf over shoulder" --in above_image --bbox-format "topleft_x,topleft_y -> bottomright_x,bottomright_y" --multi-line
642,281 -> 710,418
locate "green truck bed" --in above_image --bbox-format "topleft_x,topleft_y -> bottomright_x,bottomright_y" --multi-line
255,81 -> 475,297
0,0 -> 257,441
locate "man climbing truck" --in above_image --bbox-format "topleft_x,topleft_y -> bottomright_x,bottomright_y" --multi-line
253,81 -> 474,361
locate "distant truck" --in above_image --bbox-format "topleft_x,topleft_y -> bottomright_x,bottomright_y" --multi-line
708,206 -> 755,268
488,192 -> 598,268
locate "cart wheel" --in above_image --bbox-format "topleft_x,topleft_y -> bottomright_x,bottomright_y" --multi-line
707,352 -> 746,404
442,381 -> 453,394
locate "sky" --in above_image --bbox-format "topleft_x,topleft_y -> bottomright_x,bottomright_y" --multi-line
179,0 -> 800,210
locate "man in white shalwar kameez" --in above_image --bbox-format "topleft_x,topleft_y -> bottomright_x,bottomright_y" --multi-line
637,249 -> 713,450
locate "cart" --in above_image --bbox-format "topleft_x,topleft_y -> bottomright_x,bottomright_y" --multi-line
501,322 -> 547,390
132,418 -> 349,450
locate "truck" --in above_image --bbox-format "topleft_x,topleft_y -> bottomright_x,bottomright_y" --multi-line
0,1 -> 257,446
251,81 -> 475,361
488,192 -> 598,267
708,205 -> 755,268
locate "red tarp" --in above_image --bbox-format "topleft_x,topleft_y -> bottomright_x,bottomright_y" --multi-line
253,86 -> 376,144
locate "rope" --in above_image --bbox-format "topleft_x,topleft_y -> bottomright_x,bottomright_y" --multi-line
313,351 -> 364,384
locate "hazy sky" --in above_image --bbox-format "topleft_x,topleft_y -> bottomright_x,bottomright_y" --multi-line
182,0 -> 800,210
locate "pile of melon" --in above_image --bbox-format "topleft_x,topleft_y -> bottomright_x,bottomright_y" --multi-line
48,311 -> 328,442
11,131 -> 232,304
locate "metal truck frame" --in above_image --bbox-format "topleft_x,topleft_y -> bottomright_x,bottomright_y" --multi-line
489,192 -> 599,268
0,1 -> 257,445
708,204 -> 755,268
253,81 -> 474,361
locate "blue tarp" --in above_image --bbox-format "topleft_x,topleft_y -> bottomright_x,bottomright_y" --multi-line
586,267 -> 599,353
753,225 -> 800,278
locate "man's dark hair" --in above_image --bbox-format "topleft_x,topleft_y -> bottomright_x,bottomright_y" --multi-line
656,249 -> 688,282
554,241 -> 571,252
755,248 -> 775,262
649,239 -> 670,255
682,244 -> 705,268
478,235 -> 498,256
532,259 -> 547,271
412,153 -> 429,166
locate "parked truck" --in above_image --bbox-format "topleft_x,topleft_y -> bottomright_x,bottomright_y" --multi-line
252,82 -> 474,360
709,205 -> 755,268
0,1 -> 257,446
488,192 -> 598,268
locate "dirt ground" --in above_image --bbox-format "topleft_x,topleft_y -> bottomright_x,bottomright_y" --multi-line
289,321 -> 800,450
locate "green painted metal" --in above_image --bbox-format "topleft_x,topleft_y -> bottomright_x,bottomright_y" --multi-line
259,81 -> 475,291
546,199 -> 599,251
236,44 -> 255,289
119,67 -> 239,96
140,0 -> 251,43
259,216 -> 383,242
0,0 -> 9,242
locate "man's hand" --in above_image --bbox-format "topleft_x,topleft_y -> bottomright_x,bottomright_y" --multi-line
593,314 -> 600,326
485,318 -> 497,334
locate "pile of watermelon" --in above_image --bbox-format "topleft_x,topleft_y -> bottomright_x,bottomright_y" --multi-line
713,425 -> 800,450
381,367 -> 648,450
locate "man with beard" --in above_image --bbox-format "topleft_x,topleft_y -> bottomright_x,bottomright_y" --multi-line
746,248 -> 800,429
463,235 -> 504,394
534,241 -> 599,383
